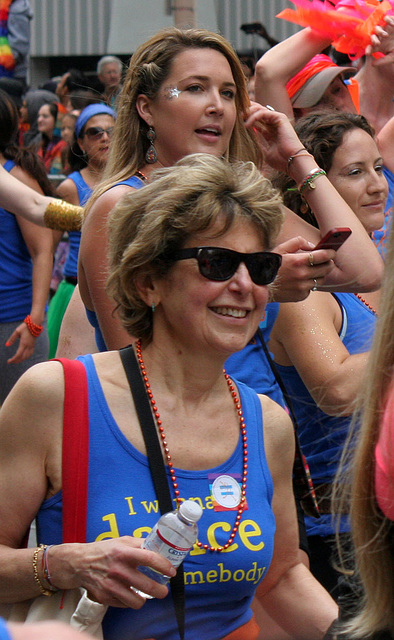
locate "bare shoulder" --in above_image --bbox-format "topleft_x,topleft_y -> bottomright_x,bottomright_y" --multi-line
9,164 -> 43,193
83,184 -> 136,230
0,360 -> 65,443
258,395 -> 295,475
56,178 -> 79,205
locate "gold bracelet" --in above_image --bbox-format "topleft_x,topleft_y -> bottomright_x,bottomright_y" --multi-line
44,199 -> 85,232
32,545 -> 53,596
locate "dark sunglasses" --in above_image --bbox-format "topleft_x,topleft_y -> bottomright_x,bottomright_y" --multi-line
82,126 -> 114,140
167,246 -> 282,286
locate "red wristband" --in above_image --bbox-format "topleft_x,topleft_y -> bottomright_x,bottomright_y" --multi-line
24,315 -> 43,338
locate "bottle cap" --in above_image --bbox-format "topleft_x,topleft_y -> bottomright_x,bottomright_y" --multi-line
179,500 -> 203,523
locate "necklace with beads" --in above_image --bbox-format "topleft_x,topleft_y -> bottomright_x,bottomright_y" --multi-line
134,170 -> 148,182
355,294 -> 378,315
135,339 -> 248,552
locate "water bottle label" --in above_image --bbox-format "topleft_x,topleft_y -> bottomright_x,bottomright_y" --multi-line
156,528 -> 189,552
144,528 -> 190,567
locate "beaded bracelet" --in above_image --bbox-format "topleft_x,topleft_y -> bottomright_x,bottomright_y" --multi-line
42,544 -> 59,592
287,148 -> 313,174
24,315 -> 43,338
298,168 -> 327,197
32,545 -> 53,596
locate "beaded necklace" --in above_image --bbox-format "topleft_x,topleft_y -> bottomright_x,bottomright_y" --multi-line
355,293 -> 377,315
134,170 -> 148,182
135,339 -> 248,552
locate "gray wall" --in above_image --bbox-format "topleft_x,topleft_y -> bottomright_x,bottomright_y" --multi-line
28,0 -> 299,86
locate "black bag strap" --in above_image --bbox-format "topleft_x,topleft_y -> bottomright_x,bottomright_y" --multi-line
256,329 -> 320,518
119,345 -> 185,640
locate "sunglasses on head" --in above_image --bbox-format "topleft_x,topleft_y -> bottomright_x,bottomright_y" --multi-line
167,247 -> 282,286
82,126 -> 115,140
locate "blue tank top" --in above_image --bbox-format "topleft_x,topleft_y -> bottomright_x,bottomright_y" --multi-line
225,302 -> 285,407
0,160 -> 33,323
36,354 -> 276,640
276,292 -> 376,536
85,175 -> 144,351
371,166 -> 393,259
63,171 -> 92,278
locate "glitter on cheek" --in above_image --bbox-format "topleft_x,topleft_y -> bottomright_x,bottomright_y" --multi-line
164,86 -> 182,99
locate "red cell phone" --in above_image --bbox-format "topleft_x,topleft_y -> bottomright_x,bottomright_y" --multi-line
313,227 -> 352,251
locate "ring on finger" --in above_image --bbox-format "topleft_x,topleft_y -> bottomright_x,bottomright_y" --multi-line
309,253 -> 314,267
312,278 -> 318,292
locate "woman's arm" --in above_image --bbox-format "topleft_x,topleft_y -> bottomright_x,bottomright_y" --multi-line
0,361 -> 175,606
0,164 -> 83,230
376,115 -> 394,174
5,166 -> 54,364
78,185 -> 136,351
254,28 -> 332,119
256,396 -> 338,638
245,105 -> 384,292
269,291 -> 369,415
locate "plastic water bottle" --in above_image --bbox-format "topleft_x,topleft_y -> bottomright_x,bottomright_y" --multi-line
136,500 -> 203,596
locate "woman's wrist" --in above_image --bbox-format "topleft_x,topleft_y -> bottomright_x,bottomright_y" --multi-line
32,546 -> 54,596
24,315 -> 43,338
287,153 -> 324,182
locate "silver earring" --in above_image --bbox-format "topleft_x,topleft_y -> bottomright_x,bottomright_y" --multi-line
151,302 -> 155,314
145,127 -> 157,164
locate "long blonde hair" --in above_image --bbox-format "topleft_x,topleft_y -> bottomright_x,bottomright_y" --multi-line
335,228 -> 394,637
85,27 -> 261,217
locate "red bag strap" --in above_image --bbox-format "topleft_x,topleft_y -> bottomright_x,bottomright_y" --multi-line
54,358 -> 89,543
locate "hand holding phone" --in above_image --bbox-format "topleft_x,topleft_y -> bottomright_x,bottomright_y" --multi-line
313,227 -> 352,251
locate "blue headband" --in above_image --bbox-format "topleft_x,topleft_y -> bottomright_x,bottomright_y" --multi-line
75,103 -> 117,138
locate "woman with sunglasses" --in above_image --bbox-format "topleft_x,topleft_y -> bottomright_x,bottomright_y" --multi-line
47,104 -> 116,358
77,27 -> 382,355
0,154 -> 337,640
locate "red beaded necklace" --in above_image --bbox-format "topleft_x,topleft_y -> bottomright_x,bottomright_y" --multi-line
135,339 -> 248,552
355,294 -> 377,315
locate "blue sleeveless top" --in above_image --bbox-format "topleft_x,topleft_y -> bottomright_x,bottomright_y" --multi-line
276,292 -> 376,536
36,354 -> 276,640
85,175 -> 144,350
225,302 -> 285,407
371,166 -> 393,259
0,160 -> 33,323
63,171 -> 92,278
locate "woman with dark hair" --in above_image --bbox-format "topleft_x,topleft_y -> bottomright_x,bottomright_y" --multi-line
35,101 -> 66,175
47,103 -> 116,357
0,89 -> 54,403
269,111 -> 387,597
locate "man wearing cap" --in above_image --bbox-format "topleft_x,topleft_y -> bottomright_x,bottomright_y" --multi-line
286,53 -> 357,117
254,28 -> 358,122
254,23 -> 394,259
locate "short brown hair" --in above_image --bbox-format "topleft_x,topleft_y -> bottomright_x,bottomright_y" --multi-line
107,153 -> 283,343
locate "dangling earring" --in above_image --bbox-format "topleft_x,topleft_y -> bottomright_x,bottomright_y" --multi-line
145,127 -> 157,164
151,302 -> 155,314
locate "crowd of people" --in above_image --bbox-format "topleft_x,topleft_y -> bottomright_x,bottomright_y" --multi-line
0,3 -> 394,639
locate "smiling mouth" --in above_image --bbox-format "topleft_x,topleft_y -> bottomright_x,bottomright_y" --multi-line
195,128 -> 221,136
211,306 -> 247,318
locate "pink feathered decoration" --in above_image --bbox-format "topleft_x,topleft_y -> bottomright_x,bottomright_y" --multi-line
277,0 -> 394,59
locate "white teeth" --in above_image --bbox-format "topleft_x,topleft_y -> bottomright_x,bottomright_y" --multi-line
212,306 -> 247,318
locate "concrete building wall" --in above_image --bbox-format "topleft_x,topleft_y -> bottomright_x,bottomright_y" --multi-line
28,0 -> 299,87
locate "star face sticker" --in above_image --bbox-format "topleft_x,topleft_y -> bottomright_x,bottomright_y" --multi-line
164,86 -> 182,99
